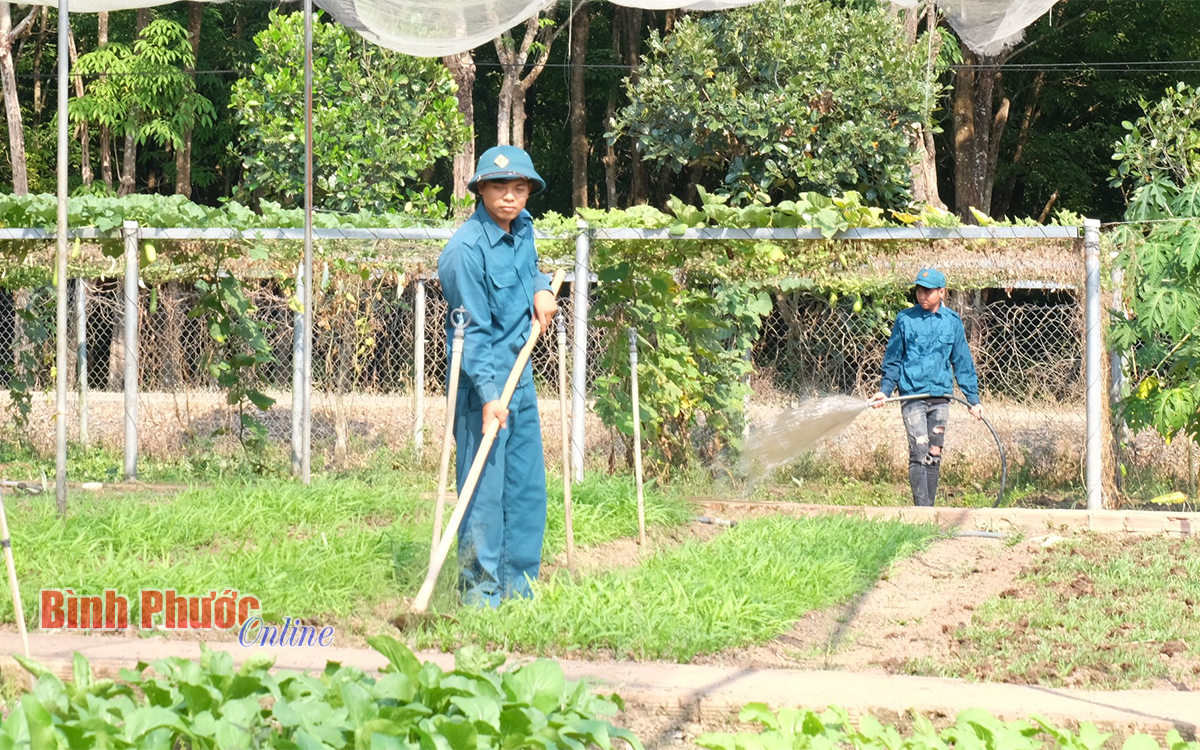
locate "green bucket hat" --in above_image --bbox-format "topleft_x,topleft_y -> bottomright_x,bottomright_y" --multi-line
467,146 -> 546,195
915,268 -> 947,289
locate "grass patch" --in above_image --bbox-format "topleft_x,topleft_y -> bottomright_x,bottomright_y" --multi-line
6,478 -> 428,627
415,515 -> 938,661
2,471 -> 692,636
939,534 -> 1200,689
543,471 -> 694,554
0,433 -> 297,485
757,474 -> 1011,508
745,452 -> 1085,510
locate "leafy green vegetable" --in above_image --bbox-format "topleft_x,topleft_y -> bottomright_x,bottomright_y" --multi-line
2,637 -> 643,750
698,704 -> 1198,750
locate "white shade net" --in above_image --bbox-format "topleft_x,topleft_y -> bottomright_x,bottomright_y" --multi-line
316,0 -> 1060,56
608,0 -> 763,9
889,0 -> 1058,56
22,0 -> 168,11
17,0 -> 1058,57
316,0 -> 553,57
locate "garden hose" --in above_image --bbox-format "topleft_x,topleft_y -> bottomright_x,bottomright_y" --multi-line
945,395 -> 1008,508
878,394 -> 1008,507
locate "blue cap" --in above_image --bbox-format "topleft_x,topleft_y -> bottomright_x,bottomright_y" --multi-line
914,268 -> 946,288
467,146 -> 546,195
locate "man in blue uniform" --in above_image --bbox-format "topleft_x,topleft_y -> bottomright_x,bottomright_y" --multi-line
867,268 -> 983,506
437,146 -> 559,608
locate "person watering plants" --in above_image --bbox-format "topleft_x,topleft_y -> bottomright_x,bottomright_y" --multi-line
867,268 -> 984,507
437,145 -> 558,608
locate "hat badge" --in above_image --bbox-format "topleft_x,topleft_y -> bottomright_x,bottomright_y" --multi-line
922,271 -> 928,277
494,154 -> 510,168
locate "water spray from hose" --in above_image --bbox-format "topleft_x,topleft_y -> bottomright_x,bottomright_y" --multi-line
740,394 -> 1008,507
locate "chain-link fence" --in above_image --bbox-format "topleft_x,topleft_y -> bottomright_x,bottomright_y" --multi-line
748,285 -> 1091,491
754,288 -> 1085,401
0,230 -> 1193,502
0,258 -> 598,470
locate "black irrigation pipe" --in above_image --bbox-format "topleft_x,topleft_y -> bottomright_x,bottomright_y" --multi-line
946,395 -> 1008,509
953,530 -> 1009,539
692,515 -> 738,527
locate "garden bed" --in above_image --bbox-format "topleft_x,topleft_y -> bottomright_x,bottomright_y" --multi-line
4,474 -> 1197,694
683,530 -> 1200,691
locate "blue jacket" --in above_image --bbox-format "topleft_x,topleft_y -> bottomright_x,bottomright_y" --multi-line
879,305 -> 980,405
438,205 -> 552,405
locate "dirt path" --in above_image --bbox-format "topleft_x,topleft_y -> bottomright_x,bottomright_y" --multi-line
696,534 -> 1039,672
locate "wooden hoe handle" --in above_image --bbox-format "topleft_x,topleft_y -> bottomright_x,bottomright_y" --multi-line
412,269 -> 566,612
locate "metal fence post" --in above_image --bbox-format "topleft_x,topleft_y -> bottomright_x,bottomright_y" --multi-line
570,220 -> 590,482
291,263 -> 305,477
1084,218 -> 1102,510
54,0 -> 69,516
76,278 -> 88,447
413,277 -> 426,451
301,0 -> 314,486
123,221 -> 140,481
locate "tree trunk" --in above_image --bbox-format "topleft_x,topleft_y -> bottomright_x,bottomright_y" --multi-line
494,7 -> 577,152
495,16 -> 539,148
623,7 -> 647,204
984,79 -> 1010,214
68,25 -> 92,186
913,128 -> 944,209
442,51 -> 476,210
603,91 -> 618,207
0,3 -> 28,194
995,71 -> 1044,217
568,3 -> 590,208
29,7 -> 46,120
654,159 -> 673,207
118,128 -> 137,196
512,81 -> 529,150
494,22 -> 529,147
175,2 -> 203,198
117,10 -> 150,197
908,3 -> 944,209
952,52 -> 976,218
496,75 -> 514,146
99,12 -> 112,189
952,49 -> 1003,220
683,163 -> 703,204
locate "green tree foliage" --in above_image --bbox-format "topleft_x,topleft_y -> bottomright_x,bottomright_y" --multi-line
230,10 -> 468,215
1109,83 -> 1200,445
611,1 -> 928,205
69,19 -> 216,176
574,196 -> 778,471
985,0 -> 1200,220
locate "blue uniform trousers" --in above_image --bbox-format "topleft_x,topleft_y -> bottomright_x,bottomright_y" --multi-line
453,379 -> 546,608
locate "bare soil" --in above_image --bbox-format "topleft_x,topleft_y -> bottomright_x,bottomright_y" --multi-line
692,533 -> 1035,673
608,527 -> 1200,749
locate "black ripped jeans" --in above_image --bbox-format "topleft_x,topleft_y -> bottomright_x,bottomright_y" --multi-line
901,398 -> 950,506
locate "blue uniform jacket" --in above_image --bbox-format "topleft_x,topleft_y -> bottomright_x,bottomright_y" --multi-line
879,305 -> 980,405
437,205 -> 552,405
